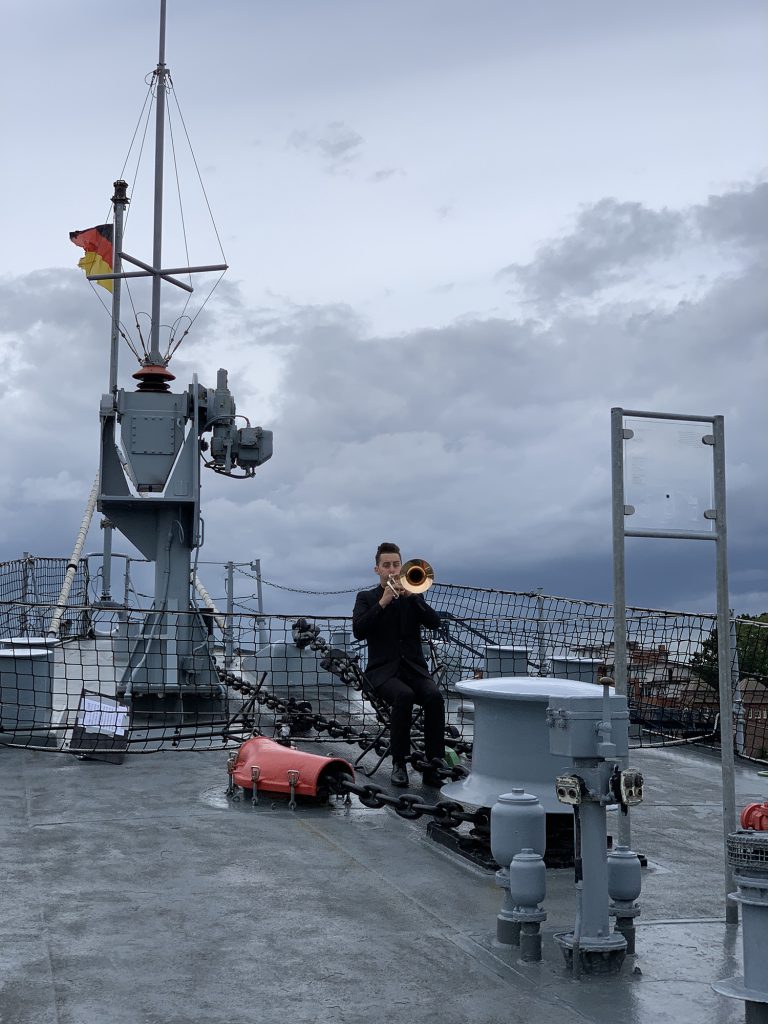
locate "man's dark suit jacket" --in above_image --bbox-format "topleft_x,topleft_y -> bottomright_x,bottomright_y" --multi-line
352,585 -> 441,690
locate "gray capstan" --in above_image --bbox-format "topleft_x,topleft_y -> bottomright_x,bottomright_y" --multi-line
547,682 -> 644,975
442,676 -> 611,814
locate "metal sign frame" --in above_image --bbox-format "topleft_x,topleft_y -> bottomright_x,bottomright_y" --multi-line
610,407 -> 737,923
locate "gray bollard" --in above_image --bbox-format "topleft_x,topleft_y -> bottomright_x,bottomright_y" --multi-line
607,845 -> 642,954
490,790 -> 546,947
509,849 -> 547,962
494,873 -> 519,946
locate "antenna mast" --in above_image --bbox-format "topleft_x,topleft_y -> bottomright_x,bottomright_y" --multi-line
86,0 -> 227,378
149,0 -> 168,365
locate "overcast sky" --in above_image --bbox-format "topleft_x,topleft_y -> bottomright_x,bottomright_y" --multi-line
0,0 -> 766,617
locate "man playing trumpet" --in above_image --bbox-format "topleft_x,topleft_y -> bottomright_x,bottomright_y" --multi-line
352,541 -> 447,788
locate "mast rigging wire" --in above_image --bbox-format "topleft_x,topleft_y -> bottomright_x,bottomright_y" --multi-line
107,78 -> 157,361
85,66 -> 230,366
162,79 -> 229,361
169,83 -> 228,264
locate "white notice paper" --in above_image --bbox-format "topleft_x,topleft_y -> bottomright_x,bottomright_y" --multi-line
78,697 -> 129,736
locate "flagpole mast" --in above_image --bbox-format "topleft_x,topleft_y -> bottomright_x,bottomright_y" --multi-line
108,180 -> 128,394
149,0 -> 168,366
99,178 -> 129,605
82,0 -> 225,362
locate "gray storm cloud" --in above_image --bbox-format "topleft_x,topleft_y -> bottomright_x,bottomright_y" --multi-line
0,180 -> 765,614
287,121 -> 365,171
500,182 -> 768,305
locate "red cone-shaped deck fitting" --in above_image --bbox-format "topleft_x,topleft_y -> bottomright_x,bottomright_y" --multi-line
741,801 -> 768,831
232,737 -> 354,800
132,363 -> 176,392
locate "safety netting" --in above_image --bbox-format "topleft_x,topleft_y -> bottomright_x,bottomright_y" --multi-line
0,556 -> 90,639
0,566 -> 765,764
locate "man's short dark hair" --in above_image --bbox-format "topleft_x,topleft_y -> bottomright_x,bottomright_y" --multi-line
375,542 -> 401,565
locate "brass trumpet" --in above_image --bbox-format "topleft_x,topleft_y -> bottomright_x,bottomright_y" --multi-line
386,558 -> 435,597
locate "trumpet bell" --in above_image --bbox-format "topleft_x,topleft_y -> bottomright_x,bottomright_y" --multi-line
399,558 -> 434,594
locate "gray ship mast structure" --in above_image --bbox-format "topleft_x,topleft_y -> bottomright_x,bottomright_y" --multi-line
91,0 -> 272,702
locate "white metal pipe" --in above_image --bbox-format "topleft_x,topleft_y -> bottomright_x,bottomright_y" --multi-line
47,474 -> 100,637
193,573 -> 226,632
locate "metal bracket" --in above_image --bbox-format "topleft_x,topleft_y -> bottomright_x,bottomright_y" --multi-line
620,768 -> 644,807
226,752 -> 238,800
556,774 -> 586,806
287,769 -> 300,810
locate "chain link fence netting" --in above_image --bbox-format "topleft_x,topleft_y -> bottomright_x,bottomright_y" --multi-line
0,560 -> 765,763
0,556 -> 90,639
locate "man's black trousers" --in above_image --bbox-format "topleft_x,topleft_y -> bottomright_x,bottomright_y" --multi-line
374,671 -> 445,765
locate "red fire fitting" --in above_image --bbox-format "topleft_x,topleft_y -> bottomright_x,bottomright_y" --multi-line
740,801 -> 768,831
231,736 -> 354,801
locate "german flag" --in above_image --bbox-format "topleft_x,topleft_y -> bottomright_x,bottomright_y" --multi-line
69,224 -> 114,292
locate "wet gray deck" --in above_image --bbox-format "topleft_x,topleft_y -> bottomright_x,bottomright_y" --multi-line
1,741 -> 764,1024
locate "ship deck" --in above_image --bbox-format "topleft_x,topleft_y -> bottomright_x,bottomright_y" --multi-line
1,739 -> 763,1024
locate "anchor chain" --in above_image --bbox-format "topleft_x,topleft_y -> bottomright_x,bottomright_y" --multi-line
290,618 -> 472,757
329,777 -> 489,832
226,754 -> 486,833
217,664 -> 383,745
215,619 -> 473,762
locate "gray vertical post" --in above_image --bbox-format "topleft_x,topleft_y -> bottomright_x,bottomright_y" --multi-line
108,180 -> 128,394
731,617 -> 744,757
610,407 -> 632,849
225,560 -> 234,671
535,588 -> 548,675
252,558 -> 267,648
712,415 -> 738,924
578,802 -> 612,938
149,0 -> 168,365
102,179 -> 127,606
101,521 -> 113,602
21,552 -> 31,634
254,559 -> 264,618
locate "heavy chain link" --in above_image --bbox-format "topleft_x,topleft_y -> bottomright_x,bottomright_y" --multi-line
216,665 -> 376,744
330,777 -> 489,832
290,618 -> 473,761
216,618 -> 473,775
219,646 -> 484,832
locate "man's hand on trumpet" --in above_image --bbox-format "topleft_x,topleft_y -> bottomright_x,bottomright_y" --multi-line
380,574 -> 404,606
374,550 -> 425,608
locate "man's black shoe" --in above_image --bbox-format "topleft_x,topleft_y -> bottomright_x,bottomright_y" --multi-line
390,763 -> 409,788
421,769 -> 444,788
